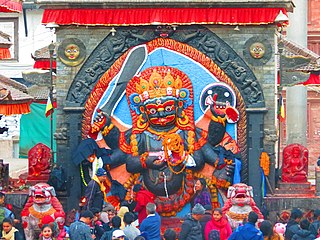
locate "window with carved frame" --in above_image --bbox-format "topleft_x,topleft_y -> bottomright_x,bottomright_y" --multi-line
0,17 -> 18,61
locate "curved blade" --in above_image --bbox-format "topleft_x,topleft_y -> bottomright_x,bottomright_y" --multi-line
101,45 -> 147,115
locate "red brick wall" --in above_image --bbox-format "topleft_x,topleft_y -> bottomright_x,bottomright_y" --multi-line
280,90 -> 320,178
308,0 -> 320,55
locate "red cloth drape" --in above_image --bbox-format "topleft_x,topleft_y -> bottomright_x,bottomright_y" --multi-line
302,73 -> 320,85
33,60 -> 57,70
0,0 -> 22,13
0,102 -> 31,115
42,8 -> 287,26
0,48 -> 11,59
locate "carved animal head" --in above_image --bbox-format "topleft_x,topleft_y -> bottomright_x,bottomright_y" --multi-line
29,183 -> 56,205
227,183 -> 253,206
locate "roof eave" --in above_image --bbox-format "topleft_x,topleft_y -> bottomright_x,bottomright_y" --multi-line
34,0 -> 294,12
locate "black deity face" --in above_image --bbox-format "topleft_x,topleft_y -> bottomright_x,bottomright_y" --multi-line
144,97 -> 177,128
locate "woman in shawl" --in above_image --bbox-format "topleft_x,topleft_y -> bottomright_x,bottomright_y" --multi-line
204,208 -> 232,240
192,178 -> 211,208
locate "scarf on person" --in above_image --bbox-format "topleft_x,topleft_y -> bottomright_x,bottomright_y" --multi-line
211,217 -> 228,229
1,227 -> 18,240
92,175 -> 108,202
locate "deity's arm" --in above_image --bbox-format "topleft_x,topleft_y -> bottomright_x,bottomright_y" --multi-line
200,143 -> 219,166
90,111 -> 120,149
201,142 -> 239,188
101,122 -> 120,150
108,148 -> 127,168
126,151 -> 167,173
125,133 -> 167,173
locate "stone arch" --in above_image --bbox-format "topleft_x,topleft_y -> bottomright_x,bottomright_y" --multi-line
66,25 -> 265,109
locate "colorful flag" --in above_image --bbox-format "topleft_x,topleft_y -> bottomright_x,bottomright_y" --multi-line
45,95 -> 56,117
278,95 -> 285,122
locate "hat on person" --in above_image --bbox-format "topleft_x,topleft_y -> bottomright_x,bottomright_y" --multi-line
96,168 -> 107,177
100,212 -> 109,224
192,203 -> 205,215
204,204 -> 213,211
112,230 -> 125,239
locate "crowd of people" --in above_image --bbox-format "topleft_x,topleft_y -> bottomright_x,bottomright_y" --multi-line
1,169 -> 320,240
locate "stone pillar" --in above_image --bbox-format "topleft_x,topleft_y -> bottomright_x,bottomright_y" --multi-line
316,167 -> 320,196
246,108 -> 267,207
286,86 -> 307,146
286,0 -> 308,48
57,107 -> 84,211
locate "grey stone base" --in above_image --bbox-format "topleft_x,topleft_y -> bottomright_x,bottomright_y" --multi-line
274,181 -> 315,195
264,195 -> 320,222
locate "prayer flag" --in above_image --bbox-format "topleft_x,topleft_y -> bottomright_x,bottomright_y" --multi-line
278,95 -> 285,122
45,95 -> 56,117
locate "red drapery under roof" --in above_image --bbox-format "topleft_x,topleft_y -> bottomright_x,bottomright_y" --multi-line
302,73 -> 320,85
42,8 -> 287,26
33,60 -> 57,70
0,0 -> 22,13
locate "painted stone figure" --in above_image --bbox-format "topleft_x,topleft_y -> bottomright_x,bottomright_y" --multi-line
89,66 -> 241,215
57,38 -> 86,67
282,143 -> 308,183
249,42 -> 265,59
21,183 -> 65,240
27,143 -> 51,181
222,183 -> 264,229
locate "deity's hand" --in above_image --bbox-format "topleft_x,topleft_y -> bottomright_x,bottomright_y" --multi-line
145,157 -> 167,170
225,104 -> 240,124
89,109 -> 110,139
213,162 -> 235,188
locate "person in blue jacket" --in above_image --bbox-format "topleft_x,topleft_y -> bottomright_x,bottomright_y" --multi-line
139,203 -> 161,240
228,211 -> 263,240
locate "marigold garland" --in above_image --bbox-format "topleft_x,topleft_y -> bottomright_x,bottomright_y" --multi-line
260,151 -> 270,176
29,206 -> 56,221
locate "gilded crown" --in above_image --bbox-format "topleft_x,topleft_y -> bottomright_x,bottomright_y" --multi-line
135,69 -> 183,101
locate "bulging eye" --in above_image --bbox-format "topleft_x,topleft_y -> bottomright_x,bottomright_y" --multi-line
165,106 -> 173,112
149,108 -> 157,114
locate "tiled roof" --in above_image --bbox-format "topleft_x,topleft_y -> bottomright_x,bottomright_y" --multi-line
27,85 -> 50,101
0,75 -> 33,103
0,31 -> 12,46
22,70 -> 56,101
278,33 -> 320,72
32,43 -> 57,60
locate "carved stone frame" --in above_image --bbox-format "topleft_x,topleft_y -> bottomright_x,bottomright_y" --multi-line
60,25 -> 267,209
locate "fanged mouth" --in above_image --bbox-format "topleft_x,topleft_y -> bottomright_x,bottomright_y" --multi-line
34,194 -> 47,201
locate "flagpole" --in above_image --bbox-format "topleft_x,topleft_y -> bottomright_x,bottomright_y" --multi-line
277,41 -> 284,174
48,42 -> 55,164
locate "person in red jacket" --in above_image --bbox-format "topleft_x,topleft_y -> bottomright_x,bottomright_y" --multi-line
204,208 -> 232,240
133,185 -> 155,225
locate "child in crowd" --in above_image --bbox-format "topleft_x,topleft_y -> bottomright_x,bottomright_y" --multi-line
0,217 -> 23,240
39,224 -> 56,240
